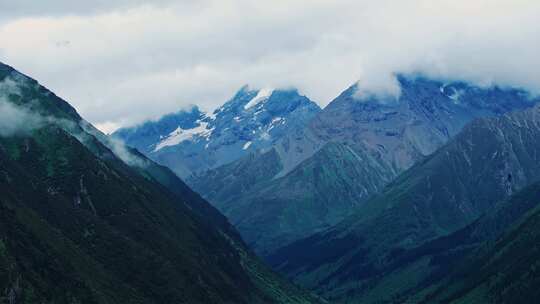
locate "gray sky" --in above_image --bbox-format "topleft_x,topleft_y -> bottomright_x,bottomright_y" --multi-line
1,0 -> 539,133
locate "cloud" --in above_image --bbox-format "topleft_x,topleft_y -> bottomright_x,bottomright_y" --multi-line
79,119 -> 150,168
0,97 -> 149,169
0,0 -> 538,131
0,76 -> 45,136
0,98 -> 44,136
0,1 -> 178,23
0,73 -> 148,171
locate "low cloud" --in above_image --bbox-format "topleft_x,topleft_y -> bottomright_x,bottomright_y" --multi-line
0,75 -> 147,169
0,96 -> 149,169
0,98 -> 44,136
79,120 -> 150,168
0,1 -> 538,131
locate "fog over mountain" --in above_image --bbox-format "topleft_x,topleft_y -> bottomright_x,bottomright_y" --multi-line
1,0 -> 539,132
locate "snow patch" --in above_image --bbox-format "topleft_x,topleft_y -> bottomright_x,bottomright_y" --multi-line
441,84 -> 464,103
244,88 -> 273,110
448,88 -> 464,103
260,132 -> 271,141
243,141 -> 252,150
439,84 -> 445,94
268,117 -> 284,131
271,117 -> 283,124
153,121 -> 213,152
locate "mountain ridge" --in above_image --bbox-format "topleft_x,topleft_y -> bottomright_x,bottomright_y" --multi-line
268,104 -> 540,303
0,61 -> 321,304
191,75 -> 539,255
113,86 -> 321,179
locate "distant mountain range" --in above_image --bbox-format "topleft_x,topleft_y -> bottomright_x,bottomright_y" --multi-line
268,104 -> 540,303
113,86 -> 321,179
0,62 -> 320,303
189,75 -> 538,255
112,68 -> 540,302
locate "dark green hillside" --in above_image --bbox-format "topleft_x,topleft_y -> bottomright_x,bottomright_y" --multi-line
269,106 -> 540,303
334,180 -> 540,304
0,62 -> 320,303
190,147 -> 284,209
194,142 -> 396,256
417,181 -> 540,303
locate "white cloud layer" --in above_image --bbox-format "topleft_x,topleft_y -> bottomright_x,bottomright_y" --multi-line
0,0 -> 539,133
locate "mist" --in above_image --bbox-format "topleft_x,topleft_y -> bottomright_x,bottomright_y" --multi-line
0,98 -> 44,136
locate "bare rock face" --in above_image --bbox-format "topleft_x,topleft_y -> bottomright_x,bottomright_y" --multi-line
281,75 -> 536,177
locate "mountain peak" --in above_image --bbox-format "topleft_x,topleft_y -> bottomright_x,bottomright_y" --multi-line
244,87 -> 274,110
114,86 -> 321,178
223,86 -> 314,113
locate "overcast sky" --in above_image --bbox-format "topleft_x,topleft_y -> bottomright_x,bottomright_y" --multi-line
1,0 -> 539,133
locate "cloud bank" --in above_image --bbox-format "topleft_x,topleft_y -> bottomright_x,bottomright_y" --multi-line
0,0 -> 539,132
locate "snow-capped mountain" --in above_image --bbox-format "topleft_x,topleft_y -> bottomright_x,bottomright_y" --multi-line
190,75 -> 539,255
113,86 -> 321,178
273,75 -> 538,178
